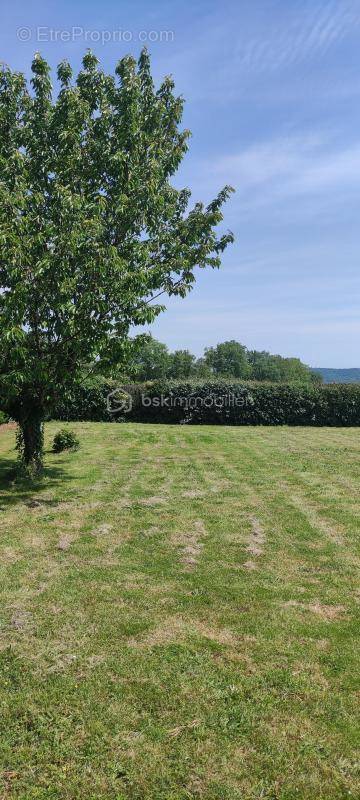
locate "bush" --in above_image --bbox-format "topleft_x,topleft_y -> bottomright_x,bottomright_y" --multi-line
0,410 -> 9,425
53,428 -> 80,453
124,380 -> 360,426
51,379 -> 360,426
54,378 -> 116,422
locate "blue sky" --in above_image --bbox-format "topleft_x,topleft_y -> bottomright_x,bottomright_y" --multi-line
1,0 -> 360,366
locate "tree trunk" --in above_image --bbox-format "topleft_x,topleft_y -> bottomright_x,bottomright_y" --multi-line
17,414 -> 44,477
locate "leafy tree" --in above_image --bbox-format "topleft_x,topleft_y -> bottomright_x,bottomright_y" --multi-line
0,50 -> 233,475
248,350 -> 318,384
276,356 -> 314,384
204,340 -> 251,379
128,335 -> 170,381
247,350 -> 277,381
194,357 -> 212,379
168,349 -> 197,379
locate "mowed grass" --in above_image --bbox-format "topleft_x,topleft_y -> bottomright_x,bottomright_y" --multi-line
0,422 -> 359,800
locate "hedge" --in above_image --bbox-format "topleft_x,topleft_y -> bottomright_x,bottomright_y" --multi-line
52,377 -> 125,422
53,379 -> 360,426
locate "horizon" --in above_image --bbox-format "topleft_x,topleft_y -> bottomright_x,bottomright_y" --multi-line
1,0 -> 359,366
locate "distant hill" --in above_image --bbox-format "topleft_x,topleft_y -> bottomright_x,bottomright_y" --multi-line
313,368 -> 360,384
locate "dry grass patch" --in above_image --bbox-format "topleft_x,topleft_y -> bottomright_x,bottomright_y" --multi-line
10,610 -> 33,631
282,600 -> 346,620
91,523 -> 114,536
167,718 -> 201,738
1,546 -> 20,564
171,518 -> 207,570
308,602 -> 346,620
289,492 -> 344,546
128,615 -> 239,650
181,489 -> 206,498
57,534 -> 73,550
245,514 -> 266,564
139,495 -> 167,506
243,559 -> 257,570
127,614 -> 185,648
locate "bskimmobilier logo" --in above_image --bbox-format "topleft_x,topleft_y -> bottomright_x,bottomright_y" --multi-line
107,388 -> 253,416
107,387 -> 133,415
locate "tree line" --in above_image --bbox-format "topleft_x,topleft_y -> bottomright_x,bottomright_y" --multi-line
119,336 -> 322,384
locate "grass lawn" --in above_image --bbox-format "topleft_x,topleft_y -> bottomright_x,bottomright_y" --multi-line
0,422 -> 359,800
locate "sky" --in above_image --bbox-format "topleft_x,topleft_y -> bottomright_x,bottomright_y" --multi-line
1,0 -> 360,367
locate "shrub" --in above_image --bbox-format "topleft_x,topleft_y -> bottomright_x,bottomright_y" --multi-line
54,378 -> 116,422
123,380 -> 360,426
53,428 -> 80,453
51,379 -> 360,427
0,410 -> 9,425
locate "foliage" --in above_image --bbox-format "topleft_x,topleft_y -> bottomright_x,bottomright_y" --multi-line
126,337 -> 199,381
127,335 -> 171,381
193,356 -> 212,379
0,410 -> 9,425
204,340 -> 251,378
122,337 -> 320,384
0,51 -> 233,472
167,349 -> 197,379
53,378 -> 360,426
247,350 -> 320,383
126,380 -> 360,425
52,428 -> 80,453
54,376 -> 117,421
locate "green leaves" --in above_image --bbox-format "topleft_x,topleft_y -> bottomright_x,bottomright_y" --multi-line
52,379 -> 360,427
4,326 -> 26,343
0,49 -> 233,426
57,59 -> 73,88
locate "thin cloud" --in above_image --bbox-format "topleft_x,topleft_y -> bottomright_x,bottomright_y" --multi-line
236,0 -> 360,72
212,133 -> 360,210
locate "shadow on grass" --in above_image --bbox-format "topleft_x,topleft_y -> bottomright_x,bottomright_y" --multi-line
0,455 -> 76,511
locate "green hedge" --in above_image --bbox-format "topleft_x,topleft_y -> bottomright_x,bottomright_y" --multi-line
53,378 -> 116,422
53,379 -> 360,426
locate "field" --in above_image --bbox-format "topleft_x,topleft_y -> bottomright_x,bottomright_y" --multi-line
0,422 -> 359,800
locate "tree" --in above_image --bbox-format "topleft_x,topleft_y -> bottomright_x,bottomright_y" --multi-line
248,350 -> 318,384
128,336 -> 170,381
168,349 -> 197,379
194,357 -> 212,379
247,350 -> 277,381
204,340 -> 250,379
0,51 -> 233,475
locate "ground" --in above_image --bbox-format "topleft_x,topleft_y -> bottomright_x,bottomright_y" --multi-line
0,422 -> 359,800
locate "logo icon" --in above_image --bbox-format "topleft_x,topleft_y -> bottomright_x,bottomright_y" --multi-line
106,387 -> 133,415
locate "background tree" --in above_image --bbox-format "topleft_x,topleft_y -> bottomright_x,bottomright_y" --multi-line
194,357 -> 212,379
128,336 -> 170,381
204,340 -> 251,379
247,350 -> 278,381
119,337 -> 320,384
247,350 -> 320,383
0,51 -> 233,475
167,349 -> 197,379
